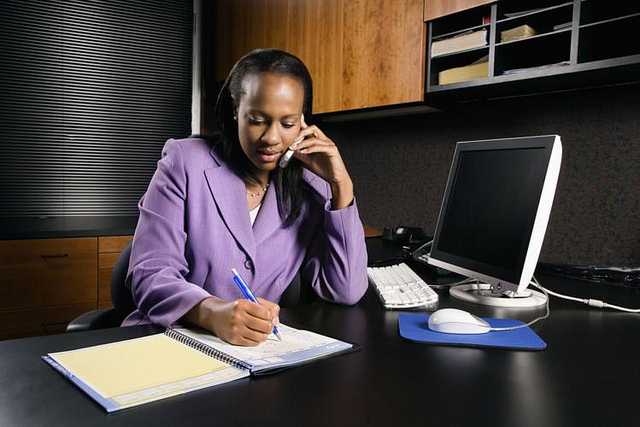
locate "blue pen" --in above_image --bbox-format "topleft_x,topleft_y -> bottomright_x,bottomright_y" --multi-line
231,268 -> 282,341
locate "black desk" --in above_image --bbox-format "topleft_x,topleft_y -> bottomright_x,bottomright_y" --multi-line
2,265 -> 640,426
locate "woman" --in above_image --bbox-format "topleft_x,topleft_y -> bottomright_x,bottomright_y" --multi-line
122,49 -> 368,346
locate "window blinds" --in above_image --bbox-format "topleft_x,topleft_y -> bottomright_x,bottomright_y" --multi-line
0,0 -> 193,218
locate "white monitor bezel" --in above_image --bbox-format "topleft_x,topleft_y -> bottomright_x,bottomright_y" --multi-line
427,135 -> 562,295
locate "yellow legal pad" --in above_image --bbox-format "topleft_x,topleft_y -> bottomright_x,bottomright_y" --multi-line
44,333 -> 248,412
43,324 -> 353,412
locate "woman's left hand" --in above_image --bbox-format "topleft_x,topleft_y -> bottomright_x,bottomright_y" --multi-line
292,115 -> 354,209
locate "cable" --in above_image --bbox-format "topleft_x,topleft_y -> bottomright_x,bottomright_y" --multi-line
486,274 -> 640,333
529,278 -> 640,313
489,277 -> 551,332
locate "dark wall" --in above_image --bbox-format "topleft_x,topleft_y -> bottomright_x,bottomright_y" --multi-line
322,84 -> 640,266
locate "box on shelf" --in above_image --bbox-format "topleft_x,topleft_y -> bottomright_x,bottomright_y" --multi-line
431,29 -> 488,57
438,61 -> 489,85
500,24 -> 537,43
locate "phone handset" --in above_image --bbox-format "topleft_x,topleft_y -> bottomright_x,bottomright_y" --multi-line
278,146 -> 295,168
279,113 -> 306,169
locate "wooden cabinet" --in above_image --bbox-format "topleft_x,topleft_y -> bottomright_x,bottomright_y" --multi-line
98,236 -> 133,309
212,0 -> 425,113
424,0 -> 495,21
0,235 -> 133,340
0,238 -> 97,339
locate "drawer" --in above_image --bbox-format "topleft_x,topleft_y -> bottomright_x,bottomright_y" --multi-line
0,238 -> 98,311
0,302 -> 95,341
98,235 -> 133,254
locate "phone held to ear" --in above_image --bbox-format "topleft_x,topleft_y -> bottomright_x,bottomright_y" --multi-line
280,113 -> 306,169
278,146 -> 295,168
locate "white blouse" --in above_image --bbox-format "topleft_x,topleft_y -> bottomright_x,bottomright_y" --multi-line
249,203 -> 261,226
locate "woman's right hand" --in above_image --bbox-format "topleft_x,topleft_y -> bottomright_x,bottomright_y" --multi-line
184,296 -> 280,346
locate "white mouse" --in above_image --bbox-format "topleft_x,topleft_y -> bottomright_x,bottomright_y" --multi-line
428,308 -> 491,334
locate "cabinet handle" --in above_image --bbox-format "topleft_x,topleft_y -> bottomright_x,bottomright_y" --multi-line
41,254 -> 69,259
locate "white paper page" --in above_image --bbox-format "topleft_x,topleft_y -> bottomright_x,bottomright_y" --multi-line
173,324 -> 343,367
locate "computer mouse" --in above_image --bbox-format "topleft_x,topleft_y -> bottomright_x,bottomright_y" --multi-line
428,308 -> 491,334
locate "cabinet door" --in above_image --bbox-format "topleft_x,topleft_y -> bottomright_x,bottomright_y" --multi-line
0,238 -> 97,339
213,0 -> 425,113
214,0 -> 290,83
286,0 -> 345,113
98,235 -> 133,309
341,0 -> 424,111
424,0 -> 495,21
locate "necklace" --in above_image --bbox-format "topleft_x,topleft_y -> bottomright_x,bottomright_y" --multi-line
246,183 -> 269,199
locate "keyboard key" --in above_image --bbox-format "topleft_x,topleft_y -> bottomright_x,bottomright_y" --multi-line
367,263 -> 438,309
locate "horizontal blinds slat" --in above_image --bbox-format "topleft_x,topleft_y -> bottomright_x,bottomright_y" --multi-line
0,0 -> 192,219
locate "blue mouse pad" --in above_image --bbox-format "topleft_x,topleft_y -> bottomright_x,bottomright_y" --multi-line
398,313 -> 547,351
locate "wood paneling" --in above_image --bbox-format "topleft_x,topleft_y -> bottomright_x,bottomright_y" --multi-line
0,238 -> 97,310
0,238 -> 97,340
424,0 -> 495,21
364,225 -> 383,238
0,235 -> 134,340
212,0 -> 425,114
287,0 -> 345,113
342,0 -> 424,110
0,303 -> 95,340
98,253 -> 120,309
214,0 -> 290,82
98,236 -> 133,309
98,235 -> 133,254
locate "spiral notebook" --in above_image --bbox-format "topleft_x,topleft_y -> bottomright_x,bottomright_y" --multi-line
42,324 -> 353,412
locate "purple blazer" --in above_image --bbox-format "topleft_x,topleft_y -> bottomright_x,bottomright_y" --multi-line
122,138 -> 368,327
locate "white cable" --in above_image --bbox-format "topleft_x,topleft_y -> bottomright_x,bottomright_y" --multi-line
530,278 -> 640,313
483,275 -> 640,333
488,277 -> 551,332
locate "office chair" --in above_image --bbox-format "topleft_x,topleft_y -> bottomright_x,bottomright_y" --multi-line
66,241 -> 313,332
66,241 -> 135,332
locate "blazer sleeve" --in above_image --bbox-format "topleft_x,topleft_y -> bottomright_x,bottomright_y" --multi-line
301,189 -> 369,306
127,139 -> 211,327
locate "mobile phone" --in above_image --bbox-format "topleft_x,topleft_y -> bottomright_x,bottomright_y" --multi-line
278,146 -> 295,168
280,114 -> 306,168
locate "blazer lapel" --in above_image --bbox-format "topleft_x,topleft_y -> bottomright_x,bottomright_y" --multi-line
204,150 -> 256,263
253,182 -> 281,247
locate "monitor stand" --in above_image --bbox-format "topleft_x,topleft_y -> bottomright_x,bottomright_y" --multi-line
449,282 -> 547,308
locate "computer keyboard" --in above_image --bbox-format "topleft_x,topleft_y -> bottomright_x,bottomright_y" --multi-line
367,262 -> 439,309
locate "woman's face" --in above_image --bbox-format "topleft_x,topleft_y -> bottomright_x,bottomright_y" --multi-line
235,72 -> 304,176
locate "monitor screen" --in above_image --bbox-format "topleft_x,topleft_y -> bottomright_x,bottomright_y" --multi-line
430,138 -> 555,285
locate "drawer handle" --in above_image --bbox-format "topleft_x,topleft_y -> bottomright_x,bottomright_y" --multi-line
41,254 -> 69,259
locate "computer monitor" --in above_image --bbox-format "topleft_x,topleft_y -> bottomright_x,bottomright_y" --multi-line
428,135 -> 562,308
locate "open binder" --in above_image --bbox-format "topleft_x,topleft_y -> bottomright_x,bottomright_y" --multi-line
43,324 -> 354,412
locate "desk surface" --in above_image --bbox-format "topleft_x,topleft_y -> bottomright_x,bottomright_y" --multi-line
2,275 -> 640,426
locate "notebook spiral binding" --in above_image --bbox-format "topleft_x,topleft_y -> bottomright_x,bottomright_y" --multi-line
164,329 -> 251,371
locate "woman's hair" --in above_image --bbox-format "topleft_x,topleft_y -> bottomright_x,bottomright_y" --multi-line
214,48 -> 313,225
